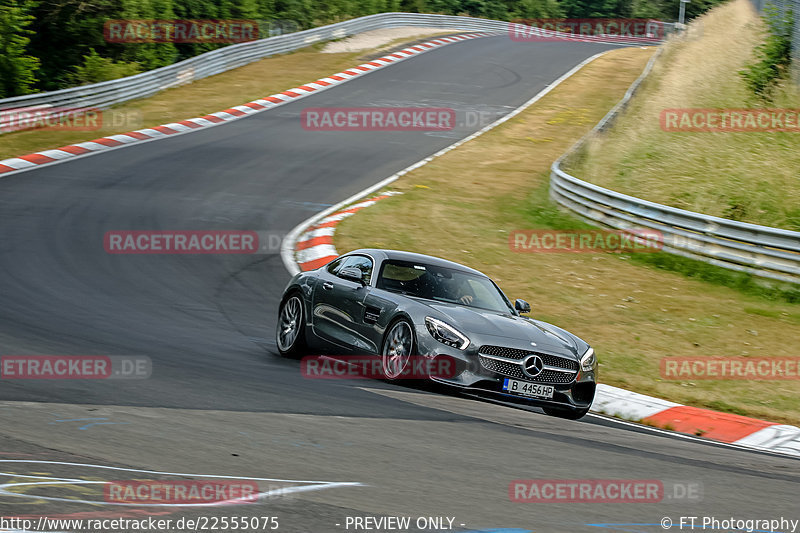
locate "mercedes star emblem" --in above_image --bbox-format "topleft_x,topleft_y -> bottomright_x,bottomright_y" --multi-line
522,354 -> 544,378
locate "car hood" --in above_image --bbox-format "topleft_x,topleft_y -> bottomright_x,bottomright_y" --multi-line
417,300 -> 583,359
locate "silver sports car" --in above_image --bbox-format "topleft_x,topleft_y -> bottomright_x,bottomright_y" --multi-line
277,249 -> 597,419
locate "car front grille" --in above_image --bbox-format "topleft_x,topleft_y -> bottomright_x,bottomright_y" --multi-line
478,345 -> 578,384
479,345 -> 579,371
479,357 -> 526,380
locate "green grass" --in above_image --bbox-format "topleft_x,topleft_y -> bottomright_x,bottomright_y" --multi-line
628,253 -> 800,304
514,173 -> 800,304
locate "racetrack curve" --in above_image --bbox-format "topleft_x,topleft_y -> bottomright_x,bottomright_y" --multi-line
0,35 -> 797,532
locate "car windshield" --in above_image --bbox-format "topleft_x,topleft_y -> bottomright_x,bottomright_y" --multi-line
376,259 -> 513,314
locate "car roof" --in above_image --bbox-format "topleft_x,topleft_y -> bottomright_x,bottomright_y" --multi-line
347,249 -> 488,278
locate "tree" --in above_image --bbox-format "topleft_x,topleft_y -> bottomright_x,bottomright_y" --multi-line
117,0 -> 177,70
510,0 -> 564,19
0,0 -> 40,97
28,0 -> 116,90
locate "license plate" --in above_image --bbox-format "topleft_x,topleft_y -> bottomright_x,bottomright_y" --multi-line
502,378 -> 554,399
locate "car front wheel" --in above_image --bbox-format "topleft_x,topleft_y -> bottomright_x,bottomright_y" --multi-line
381,319 -> 415,381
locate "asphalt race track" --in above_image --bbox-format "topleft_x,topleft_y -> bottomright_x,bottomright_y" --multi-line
0,36 -> 797,532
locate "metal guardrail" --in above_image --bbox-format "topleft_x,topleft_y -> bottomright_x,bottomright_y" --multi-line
0,13 -> 501,115
0,13 -> 674,119
550,48 -> 800,285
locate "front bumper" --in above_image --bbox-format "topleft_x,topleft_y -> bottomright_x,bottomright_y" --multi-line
415,324 -> 596,410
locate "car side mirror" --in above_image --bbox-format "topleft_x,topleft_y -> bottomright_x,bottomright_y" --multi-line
339,267 -> 365,285
515,299 -> 531,314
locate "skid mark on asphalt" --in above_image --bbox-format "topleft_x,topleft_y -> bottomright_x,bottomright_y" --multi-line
279,200 -> 335,211
49,418 -> 129,430
0,460 -> 363,508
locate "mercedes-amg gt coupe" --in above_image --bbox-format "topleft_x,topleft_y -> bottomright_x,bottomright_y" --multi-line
277,249 -> 597,419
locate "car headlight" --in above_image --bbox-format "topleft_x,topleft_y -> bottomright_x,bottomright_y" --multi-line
580,347 -> 596,372
425,317 -> 470,350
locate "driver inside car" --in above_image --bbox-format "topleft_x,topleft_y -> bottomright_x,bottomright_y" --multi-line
437,274 -> 476,305
457,283 -> 475,305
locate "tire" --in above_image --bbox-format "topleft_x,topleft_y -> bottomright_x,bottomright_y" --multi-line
276,294 -> 307,357
542,406 -> 590,420
381,318 -> 416,381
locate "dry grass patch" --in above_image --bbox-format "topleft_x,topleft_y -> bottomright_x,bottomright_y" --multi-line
335,45 -> 800,425
321,28 -> 457,54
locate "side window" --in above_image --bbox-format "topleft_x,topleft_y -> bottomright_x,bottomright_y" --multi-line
338,255 -> 373,285
326,258 -> 344,275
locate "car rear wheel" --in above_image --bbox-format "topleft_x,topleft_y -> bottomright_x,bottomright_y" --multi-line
542,406 -> 590,420
381,319 -> 415,381
276,294 -> 306,357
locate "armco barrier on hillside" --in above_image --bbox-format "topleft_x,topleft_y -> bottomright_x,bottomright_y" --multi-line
549,48 -> 800,284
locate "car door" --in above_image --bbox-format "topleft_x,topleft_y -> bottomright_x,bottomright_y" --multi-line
311,254 -> 374,352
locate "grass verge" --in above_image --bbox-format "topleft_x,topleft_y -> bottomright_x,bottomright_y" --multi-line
334,45 -> 800,425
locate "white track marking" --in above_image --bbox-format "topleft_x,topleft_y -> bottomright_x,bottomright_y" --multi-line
296,244 -> 339,264
297,227 -> 336,242
0,480 -> 361,507
104,134 -> 143,143
0,158 -> 37,169
591,383 -> 681,419
0,459 -> 355,483
37,150 -> 75,160
0,460 -> 363,508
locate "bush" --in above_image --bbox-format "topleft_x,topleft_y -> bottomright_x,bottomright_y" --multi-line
739,5 -> 794,101
67,49 -> 142,85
